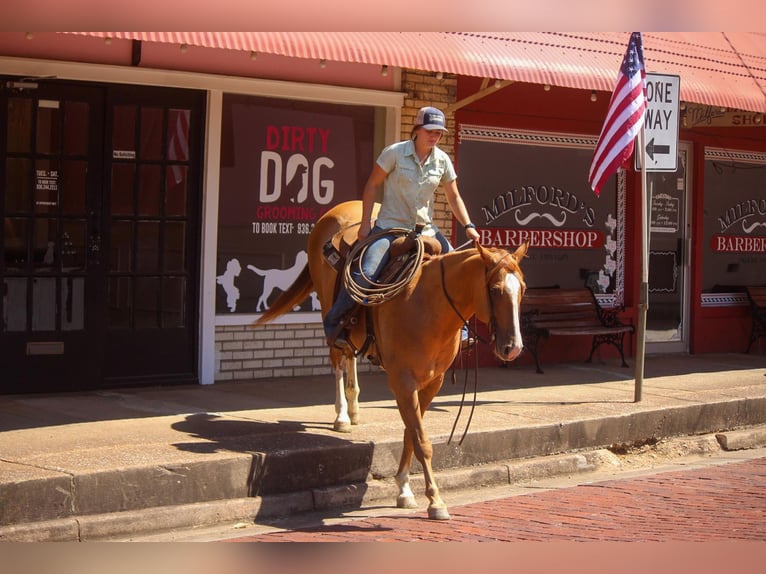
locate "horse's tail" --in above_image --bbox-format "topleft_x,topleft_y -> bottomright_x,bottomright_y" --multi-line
254,264 -> 314,325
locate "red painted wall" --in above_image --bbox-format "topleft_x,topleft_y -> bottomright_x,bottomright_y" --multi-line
455,77 -> 766,365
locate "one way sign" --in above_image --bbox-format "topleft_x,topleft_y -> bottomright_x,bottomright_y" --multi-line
635,73 -> 680,172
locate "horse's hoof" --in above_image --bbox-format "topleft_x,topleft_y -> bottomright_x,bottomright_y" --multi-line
333,421 -> 352,433
396,495 -> 418,509
427,506 -> 451,520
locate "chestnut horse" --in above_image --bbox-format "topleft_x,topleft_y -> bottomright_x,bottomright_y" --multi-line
255,200 -> 528,520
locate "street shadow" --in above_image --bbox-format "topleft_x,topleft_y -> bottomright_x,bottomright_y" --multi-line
170,412 -> 375,524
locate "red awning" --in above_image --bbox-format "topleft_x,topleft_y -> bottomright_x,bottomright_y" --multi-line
66,32 -> 766,113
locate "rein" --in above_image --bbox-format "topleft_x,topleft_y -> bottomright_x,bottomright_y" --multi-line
440,252 -> 509,445
439,251 -> 511,346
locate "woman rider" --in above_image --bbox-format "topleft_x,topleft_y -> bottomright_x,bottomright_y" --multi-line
324,106 -> 481,350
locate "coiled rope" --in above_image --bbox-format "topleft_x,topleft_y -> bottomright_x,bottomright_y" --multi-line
343,228 -> 424,306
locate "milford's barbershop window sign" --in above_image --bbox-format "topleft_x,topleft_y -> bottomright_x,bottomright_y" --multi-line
216,95 -> 374,314
458,126 -> 621,293
702,154 -> 766,290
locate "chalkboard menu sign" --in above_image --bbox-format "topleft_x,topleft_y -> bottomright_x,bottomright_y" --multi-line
649,250 -> 678,293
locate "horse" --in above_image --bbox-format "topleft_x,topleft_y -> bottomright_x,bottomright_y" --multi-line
255,200 -> 528,520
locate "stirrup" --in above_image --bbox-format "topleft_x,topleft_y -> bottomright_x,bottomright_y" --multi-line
326,323 -> 347,347
329,330 -> 351,351
460,336 -> 476,351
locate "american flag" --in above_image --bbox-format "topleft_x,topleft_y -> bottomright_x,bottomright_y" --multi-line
588,32 -> 647,196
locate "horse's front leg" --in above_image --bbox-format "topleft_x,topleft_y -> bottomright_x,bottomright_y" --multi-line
394,431 -> 417,509
345,354 -> 360,425
393,379 -> 450,520
331,351 -> 358,433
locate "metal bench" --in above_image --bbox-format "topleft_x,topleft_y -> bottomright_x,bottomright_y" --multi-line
745,286 -> 766,353
521,287 -> 634,374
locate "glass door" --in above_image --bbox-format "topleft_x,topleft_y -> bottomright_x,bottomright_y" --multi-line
101,86 -> 203,386
646,142 -> 692,353
1,80 -> 105,392
1,79 -> 204,394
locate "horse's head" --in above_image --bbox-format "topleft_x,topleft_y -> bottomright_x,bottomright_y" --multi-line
476,241 -> 528,362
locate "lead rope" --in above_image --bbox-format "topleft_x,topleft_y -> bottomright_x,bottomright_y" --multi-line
440,258 -> 484,445
447,319 -> 481,445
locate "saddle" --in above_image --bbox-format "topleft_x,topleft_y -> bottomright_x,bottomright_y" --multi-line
323,226 -> 442,366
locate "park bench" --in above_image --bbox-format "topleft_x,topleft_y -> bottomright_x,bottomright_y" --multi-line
520,287 -> 634,374
745,286 -> 766,353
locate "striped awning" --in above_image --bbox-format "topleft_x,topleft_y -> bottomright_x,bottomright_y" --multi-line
66,32 -> 766,113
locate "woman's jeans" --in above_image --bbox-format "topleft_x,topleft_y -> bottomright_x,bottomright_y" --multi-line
323,226 -> 455,339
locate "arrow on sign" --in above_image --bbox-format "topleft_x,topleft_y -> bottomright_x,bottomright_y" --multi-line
646,137 -> 671,161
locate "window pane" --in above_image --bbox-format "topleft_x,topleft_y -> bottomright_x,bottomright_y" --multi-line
138,164 -> 162,216
112,105 -> 136,155
61,276 -> 85,330
135,221 -> 160,273
111,164 -> 135,215
140,107 -> 163,160
34,159 -> 59,214
166,165 -> 188,216
33,218 -> 57,270
32,277 -> 56,331
167,109 -> 190,161
62,220 -> 87,271
4,217 -> 29,269
108,276 -> 131,328
162,276 -> 186,328
109,221 -> 133,272
5,158 -> 31,212
135,277 -> 159,328
7,98 -> 32,153
61,160 -> 87,215
3,278 -> 27,331
164,221 -> 185,272
36,101 -> 61,154
64,101 -> 89,156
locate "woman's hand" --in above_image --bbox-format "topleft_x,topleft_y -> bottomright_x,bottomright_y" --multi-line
466,226 -> 480,241
357,221 -> 372,240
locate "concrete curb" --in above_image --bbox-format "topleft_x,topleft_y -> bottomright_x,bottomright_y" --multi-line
716,426 -> 766,451
3,426 -> 765,542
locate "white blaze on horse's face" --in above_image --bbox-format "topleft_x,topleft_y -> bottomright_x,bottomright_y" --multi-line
503,271 -> 524,362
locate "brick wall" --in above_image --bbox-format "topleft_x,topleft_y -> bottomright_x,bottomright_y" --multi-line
401,70 -> 458,241
215,69 -> 457,382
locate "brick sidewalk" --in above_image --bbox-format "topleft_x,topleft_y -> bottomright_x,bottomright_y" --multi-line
238,457 -> 766,542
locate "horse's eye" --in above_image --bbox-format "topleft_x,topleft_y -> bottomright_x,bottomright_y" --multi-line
489,285 -> 504,296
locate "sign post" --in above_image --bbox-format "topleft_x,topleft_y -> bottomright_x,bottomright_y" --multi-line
633,72 -> 680,402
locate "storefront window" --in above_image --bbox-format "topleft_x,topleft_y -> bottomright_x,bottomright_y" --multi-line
458,126 -> 624,299
215,94 -> 376,315
702,149 -> 766,292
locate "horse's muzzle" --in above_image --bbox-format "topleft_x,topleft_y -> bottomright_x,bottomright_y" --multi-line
496,338 -> 523,363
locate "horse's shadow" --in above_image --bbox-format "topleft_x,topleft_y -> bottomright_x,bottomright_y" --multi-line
170,413 -> 376,525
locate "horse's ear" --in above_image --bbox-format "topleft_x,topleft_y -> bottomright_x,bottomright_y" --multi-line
474,239 -> 489,260
513,241 -> 530,261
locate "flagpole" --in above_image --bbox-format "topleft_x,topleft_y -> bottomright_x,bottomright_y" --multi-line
588,32 -> 648,402
634,124 -> 649,402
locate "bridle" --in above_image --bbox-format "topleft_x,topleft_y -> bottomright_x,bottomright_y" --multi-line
439,250 -> 513,346
439,250 -> 520,445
